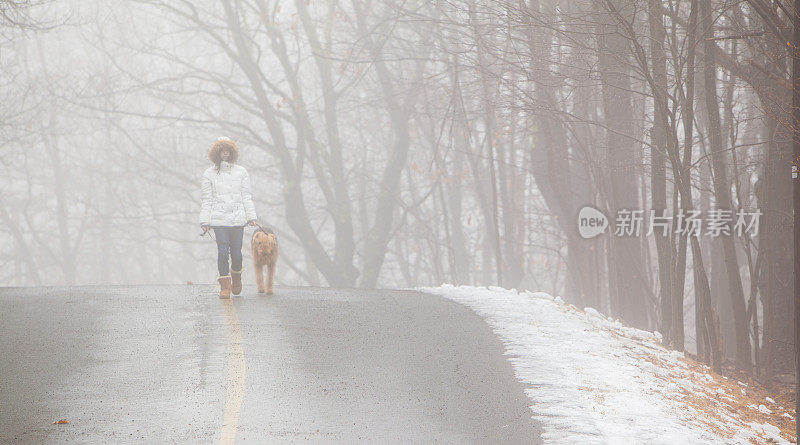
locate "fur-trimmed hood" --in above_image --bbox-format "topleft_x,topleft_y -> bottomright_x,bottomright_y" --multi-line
208,138 -> 239,165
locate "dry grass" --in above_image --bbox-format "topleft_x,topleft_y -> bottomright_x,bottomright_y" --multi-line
564,303 -> 795,444
623,333 -> 795,443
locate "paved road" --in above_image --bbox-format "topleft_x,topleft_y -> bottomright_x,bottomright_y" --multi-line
0,285 -> 541,444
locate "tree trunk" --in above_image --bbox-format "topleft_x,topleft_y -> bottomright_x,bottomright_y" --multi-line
598,0 -> 648,328
699,0 -> 752,373
670,0 -> 699,353
522,0 -> 600,308
648,0 -> 674,339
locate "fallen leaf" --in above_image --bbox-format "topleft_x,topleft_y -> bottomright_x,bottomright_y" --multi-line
52,419 -> 69,425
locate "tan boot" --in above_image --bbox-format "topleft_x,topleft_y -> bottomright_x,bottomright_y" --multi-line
218,275 -> 231,299
231,268 -> 243,296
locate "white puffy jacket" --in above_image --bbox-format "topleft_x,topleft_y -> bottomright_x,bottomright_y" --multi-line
199,161 -> 258,226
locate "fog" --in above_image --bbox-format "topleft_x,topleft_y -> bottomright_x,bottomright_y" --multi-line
1,0 -> 794,376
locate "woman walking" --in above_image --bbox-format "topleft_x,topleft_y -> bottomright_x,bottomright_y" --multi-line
199,137 -> 258,298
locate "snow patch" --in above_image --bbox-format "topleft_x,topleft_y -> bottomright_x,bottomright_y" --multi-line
418,285 -> 793,445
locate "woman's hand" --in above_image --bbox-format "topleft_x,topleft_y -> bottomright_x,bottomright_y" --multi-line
201,224 -> 210,234
247,220 -> 257,227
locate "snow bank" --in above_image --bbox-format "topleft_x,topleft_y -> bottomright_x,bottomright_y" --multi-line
418,284 -> 794,445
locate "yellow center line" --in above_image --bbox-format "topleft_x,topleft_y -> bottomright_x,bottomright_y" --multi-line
220,299 -> 246,445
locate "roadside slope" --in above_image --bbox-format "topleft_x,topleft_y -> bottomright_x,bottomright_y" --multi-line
420,285 -> 794,445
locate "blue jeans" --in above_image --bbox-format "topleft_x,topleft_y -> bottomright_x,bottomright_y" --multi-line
213,225 -> 244,276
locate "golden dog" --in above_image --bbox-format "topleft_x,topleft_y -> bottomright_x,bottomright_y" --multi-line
251,227 -> 278,294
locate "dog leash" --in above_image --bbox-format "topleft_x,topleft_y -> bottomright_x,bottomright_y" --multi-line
200,227 -> 216,242
252,221 -> 270,235
201,221 -> 272,242
252,222 -> 278,247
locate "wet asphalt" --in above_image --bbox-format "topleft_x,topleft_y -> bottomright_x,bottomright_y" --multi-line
0,285 -> 541,444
